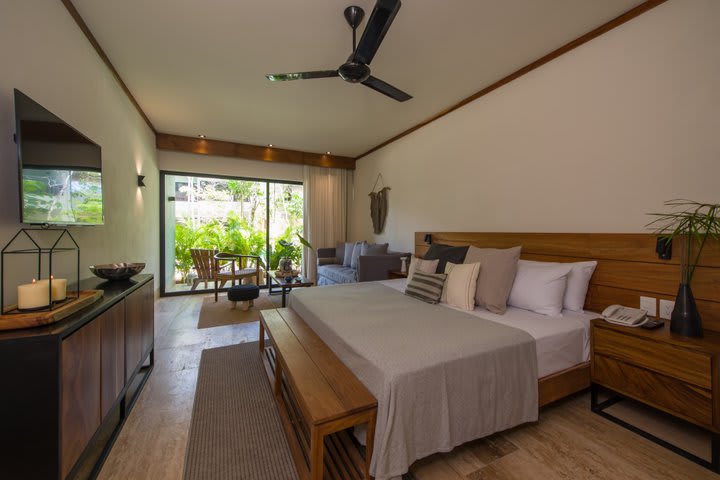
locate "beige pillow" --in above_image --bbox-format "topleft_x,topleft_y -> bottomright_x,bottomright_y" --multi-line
463,245 -> 522,314
407,256 -> 439,280
441,262 -> 481,310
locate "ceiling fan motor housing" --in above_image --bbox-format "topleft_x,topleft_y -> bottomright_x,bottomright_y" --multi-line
338,62 -> 371,83
344,6 -> 365,29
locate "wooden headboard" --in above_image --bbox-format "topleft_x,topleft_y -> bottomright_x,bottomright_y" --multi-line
414,232 -> 720,333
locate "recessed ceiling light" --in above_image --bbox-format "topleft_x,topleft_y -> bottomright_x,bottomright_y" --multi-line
198,134 -> 206,138
268,144 -> 273,147
326,151 -> 331,155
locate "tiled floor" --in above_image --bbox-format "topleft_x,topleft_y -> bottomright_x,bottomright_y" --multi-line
98,294 -> 718,480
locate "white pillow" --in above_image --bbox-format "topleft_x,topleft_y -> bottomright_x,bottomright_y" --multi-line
441,262 -> 481,310
508,260 -> 572,316
518,260 -> 597,312
407,256 -> 439,281
564,261 -> 598,312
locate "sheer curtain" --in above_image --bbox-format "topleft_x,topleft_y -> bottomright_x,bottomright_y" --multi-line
302,166 -> 352,282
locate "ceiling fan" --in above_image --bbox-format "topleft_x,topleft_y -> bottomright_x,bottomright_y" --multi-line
265,0 -> 412,102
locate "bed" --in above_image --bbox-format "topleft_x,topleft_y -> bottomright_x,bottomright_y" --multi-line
282,231 -> 696,479
289,280 -> 594,479
380,277 -> 594,378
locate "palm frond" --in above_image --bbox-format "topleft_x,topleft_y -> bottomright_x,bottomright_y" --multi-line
296,233 -> 313,250
647,199 -> 720,284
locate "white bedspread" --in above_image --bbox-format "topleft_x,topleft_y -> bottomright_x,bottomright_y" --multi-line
380,278 -> 596,377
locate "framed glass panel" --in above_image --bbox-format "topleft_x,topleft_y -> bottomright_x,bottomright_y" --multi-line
160,171 -> 302,296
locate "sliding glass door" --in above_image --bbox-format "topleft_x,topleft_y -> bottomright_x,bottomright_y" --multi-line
160,172 -> 303,295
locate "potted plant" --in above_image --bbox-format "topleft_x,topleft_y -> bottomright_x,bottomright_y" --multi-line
647,199 -> 720,337
275,233 -> 313,277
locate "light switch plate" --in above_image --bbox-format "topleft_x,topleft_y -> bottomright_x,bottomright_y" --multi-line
659,299 -> 675,320
640,296 -> 657,317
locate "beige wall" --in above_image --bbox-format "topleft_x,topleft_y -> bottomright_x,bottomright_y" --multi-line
158,150 -> 303,182
350,0 -> 720,253
0,0 -> 159,297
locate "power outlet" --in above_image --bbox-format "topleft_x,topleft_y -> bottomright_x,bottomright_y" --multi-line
640,296 -> 657,317
659,299 -> 675,320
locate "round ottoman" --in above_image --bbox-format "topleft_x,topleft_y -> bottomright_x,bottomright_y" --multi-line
227,284 -> 260,311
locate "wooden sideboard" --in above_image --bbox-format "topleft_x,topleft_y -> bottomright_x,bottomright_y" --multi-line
0,274 -> 154,480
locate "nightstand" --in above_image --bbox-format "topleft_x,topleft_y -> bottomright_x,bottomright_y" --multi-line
387,270 -> 408,280
590,319 -> 720,471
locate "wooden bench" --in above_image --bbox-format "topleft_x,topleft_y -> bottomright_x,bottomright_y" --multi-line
259,308 -> 377,480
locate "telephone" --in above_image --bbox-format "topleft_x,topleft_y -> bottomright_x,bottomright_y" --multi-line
602,304 -> 648,327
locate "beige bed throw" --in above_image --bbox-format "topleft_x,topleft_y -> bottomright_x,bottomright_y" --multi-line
288,282 -> 538,480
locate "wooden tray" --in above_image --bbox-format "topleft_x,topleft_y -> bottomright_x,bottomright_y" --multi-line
0,290 -> 103,331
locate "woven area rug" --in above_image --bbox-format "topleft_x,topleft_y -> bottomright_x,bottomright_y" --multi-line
197,293 -> 280,329
183,342 -> 298,480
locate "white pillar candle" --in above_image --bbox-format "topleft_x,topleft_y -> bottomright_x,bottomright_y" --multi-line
17,279 -> 51,310
37,277 -> 68,302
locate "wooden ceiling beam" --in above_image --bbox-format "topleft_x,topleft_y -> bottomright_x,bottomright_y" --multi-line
61,0 -> 156,134
156,133 -> 356,170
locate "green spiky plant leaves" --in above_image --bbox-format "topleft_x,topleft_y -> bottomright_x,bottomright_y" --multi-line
647,199 -> 720,285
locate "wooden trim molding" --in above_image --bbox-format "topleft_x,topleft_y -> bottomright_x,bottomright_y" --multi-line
156,133 -> 356,170
357,0 -> 668,160
61,0 -> 156,134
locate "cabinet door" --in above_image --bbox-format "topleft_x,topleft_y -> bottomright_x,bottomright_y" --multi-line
61,320 -> 101,479
125,281 -> 154,381
139,282 -> 154,358
100,301 -> 125,418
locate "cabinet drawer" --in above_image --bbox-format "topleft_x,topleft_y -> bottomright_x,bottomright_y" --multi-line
593,327 -> 711,388
593,354 -> 713,428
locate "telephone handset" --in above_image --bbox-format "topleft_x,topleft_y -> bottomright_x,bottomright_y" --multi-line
602,304 -> 648,327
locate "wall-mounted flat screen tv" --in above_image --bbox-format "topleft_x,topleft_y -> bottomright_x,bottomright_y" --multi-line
14,89 -> 104,226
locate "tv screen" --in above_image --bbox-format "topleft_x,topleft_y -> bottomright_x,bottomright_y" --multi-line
14,89 -> 104,225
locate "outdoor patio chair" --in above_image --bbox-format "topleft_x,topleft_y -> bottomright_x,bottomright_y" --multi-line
190,248 -> 218,290
213,252 -> 265,302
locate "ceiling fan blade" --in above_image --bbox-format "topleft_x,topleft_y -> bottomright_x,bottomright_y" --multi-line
362,75 -> 412,102
266,70 -> 339,81
353,0 -> 401,65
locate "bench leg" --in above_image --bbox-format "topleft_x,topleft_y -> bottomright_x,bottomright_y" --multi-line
274,359 -> 283,397
310,426 -> 324,480
259,322 -> 265,352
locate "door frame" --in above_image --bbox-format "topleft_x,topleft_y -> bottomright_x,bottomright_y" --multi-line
159,170 -> 303,297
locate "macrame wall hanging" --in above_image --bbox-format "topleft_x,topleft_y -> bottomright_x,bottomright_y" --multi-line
369,173 -> 390,234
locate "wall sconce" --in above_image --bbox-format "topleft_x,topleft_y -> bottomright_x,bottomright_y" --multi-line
656,237 -> 672,260
424,233 -> 432,244
137,175 -> 146,188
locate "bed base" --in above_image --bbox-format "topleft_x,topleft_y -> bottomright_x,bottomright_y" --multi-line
538,362 -> 591,407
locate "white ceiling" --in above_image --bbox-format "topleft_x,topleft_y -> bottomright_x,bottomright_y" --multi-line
72,0 -> 645,158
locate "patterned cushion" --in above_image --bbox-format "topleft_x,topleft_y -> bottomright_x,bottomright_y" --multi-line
407,257 -> 439,280
350,241 -> 364,269
317,264 -> 358,284
342,242 -> 355,267
405,271 -> 447,304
